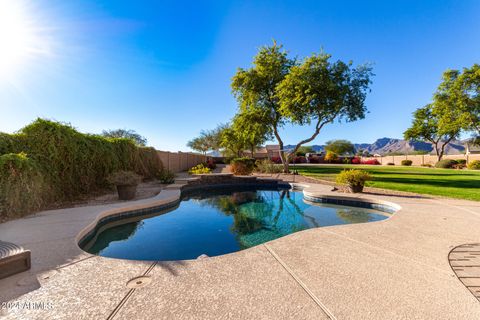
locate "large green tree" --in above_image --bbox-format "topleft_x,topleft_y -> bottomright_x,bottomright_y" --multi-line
324,140 -> 355,155
434,64 -> 480,143
187,127 -> 223,155
231,109 -> 272,157
232,42 -> 373,172
404,104 -> 461,161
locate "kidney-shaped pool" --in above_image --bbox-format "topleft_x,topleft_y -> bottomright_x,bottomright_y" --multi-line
80,187 -> 394,261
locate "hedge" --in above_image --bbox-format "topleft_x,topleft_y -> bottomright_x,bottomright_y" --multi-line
0,119 -> 163,219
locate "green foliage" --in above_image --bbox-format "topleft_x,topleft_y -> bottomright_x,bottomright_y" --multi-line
435,159 -> 457,169
255,159 -> 283,174
231,41 -> 373,172
108,171 -> 142,186
230,157 -> 255,175
101,129 -> 147,146
187,127 -> 223,154
335,169 -> 371,187
325,140 -> 355,155
401,160 -> 413,166
404,104 -> 461,161
188,164 -> 212,174
0,153 -> 47,219
295,146 -> 314,156
157,169 -> 175,184
324,151 -> 338,162
0,119 -> 163,218
231,110 -> 272,156
468,160 -> 480,170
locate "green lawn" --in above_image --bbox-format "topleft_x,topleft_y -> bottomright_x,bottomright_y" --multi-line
295,165 -> 480,201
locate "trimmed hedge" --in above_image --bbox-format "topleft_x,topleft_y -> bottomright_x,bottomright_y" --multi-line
435,159 -> 457,169
0,119 -> 163,219
401,160 -> 412,166
468,160 -> 480,170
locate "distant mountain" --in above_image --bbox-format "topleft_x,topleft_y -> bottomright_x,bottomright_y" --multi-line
284,138 -> 466,155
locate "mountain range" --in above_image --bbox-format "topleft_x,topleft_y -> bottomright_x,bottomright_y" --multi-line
284,137 -> 466,155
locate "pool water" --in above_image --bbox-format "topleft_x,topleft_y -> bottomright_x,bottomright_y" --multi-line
83,188 -> 390,261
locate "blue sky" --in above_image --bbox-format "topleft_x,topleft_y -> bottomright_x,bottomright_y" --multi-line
0,0 -> 479,151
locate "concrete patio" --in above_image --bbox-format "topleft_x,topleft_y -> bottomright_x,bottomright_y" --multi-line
0,181 -> 479,319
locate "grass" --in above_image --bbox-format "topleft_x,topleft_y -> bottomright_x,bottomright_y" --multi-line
295,164 -> 480,201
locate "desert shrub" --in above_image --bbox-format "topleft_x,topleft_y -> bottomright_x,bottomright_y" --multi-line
435,159 -> 457,169
335,169 -> 371,187
230,157 -> 255,175
351,157 -> 361,164
387,162 -> 395,166
401,160 -> 413,166
456,159 -> 467,165
189,163 -> 211,174
361,159 -> 380,165
421,163 -> 433,167
467,160 -> 480,170
270,156 -> 282,164
255,159 -> 282,174
205,159 -> 216,169
0,119 -> 164,217
324,151 -> 338,163
0,153 -> 47,219
343,157 -> 352,164
308,156 -> 321,163
292,156 -> 306,164
157,169 -> 175,184
108,171 -> 142,186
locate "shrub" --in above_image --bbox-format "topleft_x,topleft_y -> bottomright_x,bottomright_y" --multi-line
0,119 -> 164,218
401,160 -> 413,166
0,153 -> 47,219
255,159 -> 282,174
387,162 -> 395,166
108,171 -> 142,186
292,156 -> 306,164
205,159 -> 216,169
456,159 -> 467,165
335,169 -> 371,191
270,156 -> 282,164
467,160 -> 480,170
324,151 -> 338,163
361,159 -> 380,165
421,163 -> 433,167
435,159 -> 457,169
351,157 -> 361,164
189,163 -> 211,174
157,169 -> 175,184
230,157 -> 255,175
308,156 -> 321,163
343,157 -> 352,164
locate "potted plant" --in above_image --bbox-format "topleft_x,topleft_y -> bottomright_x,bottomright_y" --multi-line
335,169 -> 371,193
108,171 -> 142,200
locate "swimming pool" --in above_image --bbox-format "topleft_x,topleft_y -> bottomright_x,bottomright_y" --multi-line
81,187 -> 392,261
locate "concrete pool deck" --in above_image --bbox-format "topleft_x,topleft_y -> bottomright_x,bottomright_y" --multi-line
0,181 -> 479,319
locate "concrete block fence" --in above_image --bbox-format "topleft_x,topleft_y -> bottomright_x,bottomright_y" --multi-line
157,151 -> 207,173
363,154 -> 480,166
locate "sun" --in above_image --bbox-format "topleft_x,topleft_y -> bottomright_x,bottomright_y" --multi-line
0,0 -> 50,79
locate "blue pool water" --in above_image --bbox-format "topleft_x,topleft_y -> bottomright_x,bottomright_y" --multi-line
83,188 -> 390,261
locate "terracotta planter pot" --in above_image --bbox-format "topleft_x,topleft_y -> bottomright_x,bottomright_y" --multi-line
348,184 -> 364,193
116,184 -> 137,200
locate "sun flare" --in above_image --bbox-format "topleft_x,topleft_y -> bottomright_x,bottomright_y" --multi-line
0,0 -> 51,79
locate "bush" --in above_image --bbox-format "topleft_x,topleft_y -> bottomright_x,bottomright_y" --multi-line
308,156 -> 321,163
108,171 -> 142,186
255,159 -> 283,174
456,159 -> 467,165
351,157 -> 361,164
205,159 -> 216,169
157,169 -> 175,184
292,156 -> 306,164
230,157 -> 255,175
189,163 -> 211,174
361,159 -> 380,165
0,153 -> 47,219
435,159 -> 457,169
387,162 -> 395,166
401,160 -> 412,166
467,160 -> 480,170
335,169 -> 371,189
270,156 -> 282,164
324,151 -> 338,163
0,119 -> 164,218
